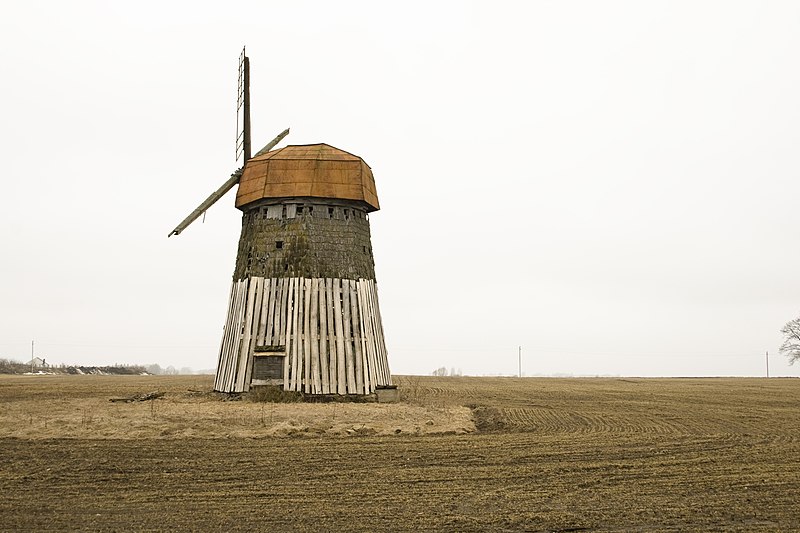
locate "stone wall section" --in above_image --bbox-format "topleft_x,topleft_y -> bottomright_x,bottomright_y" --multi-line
233,200 -> 376,281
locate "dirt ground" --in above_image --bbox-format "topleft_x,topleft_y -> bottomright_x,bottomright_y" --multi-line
1,374 -> 798,531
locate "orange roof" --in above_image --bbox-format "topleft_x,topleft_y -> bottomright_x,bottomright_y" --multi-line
235,144 -> 380,211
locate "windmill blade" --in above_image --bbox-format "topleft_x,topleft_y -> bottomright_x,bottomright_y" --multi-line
253,128 -> 290,158
168,128 -> 290,237
168,169 -> 242,237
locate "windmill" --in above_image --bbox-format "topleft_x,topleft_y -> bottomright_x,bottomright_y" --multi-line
169,49 -> 392,396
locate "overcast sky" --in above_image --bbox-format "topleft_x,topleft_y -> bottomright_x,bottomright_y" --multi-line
2,1 -> 799,377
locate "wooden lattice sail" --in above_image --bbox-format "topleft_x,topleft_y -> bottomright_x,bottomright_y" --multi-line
213,144 -> 391,394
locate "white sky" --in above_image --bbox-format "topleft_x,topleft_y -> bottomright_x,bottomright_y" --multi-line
1,1 -> 799,376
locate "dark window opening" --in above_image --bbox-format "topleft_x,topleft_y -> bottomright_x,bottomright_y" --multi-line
328,207 -> 335,217
275,241 -> 283,249
308,206 -> 314,215
344,209 -> 350,220
253,355 -> 284,380
363,246 -> 367,253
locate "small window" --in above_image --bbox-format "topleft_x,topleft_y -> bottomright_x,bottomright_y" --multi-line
275,241 -> 283,249
344,209 -> 350,220
328,207 -> 335,217
363,246 -> 367,253
253,354 -> 285,380
308,206 -> 314,215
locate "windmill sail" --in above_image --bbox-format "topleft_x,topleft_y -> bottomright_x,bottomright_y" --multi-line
168,128 -> 290,237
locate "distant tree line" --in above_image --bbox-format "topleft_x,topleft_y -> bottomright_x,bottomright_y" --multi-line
0,358 -> 148,375
145,364 -> 197,375
431,366 -> 462,377
0,359 -> 30,374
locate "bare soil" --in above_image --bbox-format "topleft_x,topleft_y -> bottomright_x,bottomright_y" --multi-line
1,374 -> 798,531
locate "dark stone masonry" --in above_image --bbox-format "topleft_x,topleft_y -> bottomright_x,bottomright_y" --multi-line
233,198 -> 376,281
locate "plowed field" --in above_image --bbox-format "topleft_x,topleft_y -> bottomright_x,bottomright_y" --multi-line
1,375 -> 798,531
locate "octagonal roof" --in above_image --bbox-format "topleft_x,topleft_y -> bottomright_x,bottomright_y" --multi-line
235,144 -> 379,211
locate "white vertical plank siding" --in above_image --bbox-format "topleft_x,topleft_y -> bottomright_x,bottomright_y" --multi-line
310,279 -> 321,394
215,276 -> 390,394
349,280 -> 365,394
318,280 -> 330,394
333,279 -> 347,395
302,278 -> 312,394
341,280 -> 356,393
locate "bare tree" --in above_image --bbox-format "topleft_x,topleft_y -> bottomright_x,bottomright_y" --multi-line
780,317 -> 800,365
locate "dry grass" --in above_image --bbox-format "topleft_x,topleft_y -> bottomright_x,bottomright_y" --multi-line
1,374 -> 799,531
0,375 -> 474,439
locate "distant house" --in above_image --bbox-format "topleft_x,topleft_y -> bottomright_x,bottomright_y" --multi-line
27,357 -> 46,368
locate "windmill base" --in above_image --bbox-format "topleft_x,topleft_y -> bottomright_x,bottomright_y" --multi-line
215,276 -> 392,395
248,384 -> 396,403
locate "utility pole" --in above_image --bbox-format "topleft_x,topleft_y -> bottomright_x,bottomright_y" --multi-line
518,346 -> 522,378
766,350 -> 769,378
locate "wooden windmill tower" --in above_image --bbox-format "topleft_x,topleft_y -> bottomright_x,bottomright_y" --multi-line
169,49 -> 392,395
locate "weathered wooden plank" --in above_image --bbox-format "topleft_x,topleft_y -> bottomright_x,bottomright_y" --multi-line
219,281 -> 240,392
283,278 -> 293,390
267,277 -> 276,345
310,279 -> 321,394
355,280 -> 375,394
227,280 -> 246,392
251,276 -> 264,344
266,204 -> 282,219
257,278 -> 270,346
214,282 -> 236,391
333,278 -> 346,395
225,280 -> 247,393
364,279 -> 382,387
290,277 -> 300,391
295,278 -> 305,392
279,277 -> 288,346
370,280 -> 391,384
341,280 -> 356,394
216,281 -> 237,391
243,277 -> 264,390
348,280 -> 365,394
325,279 -> 337,393
318,279 -> 330,394
303,278 -> 312,394
235,277 -> 258,391
355,280 -> 371,394
266,277 -> 277,345
359,279 -> 378,393
221,280 -> 240,392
